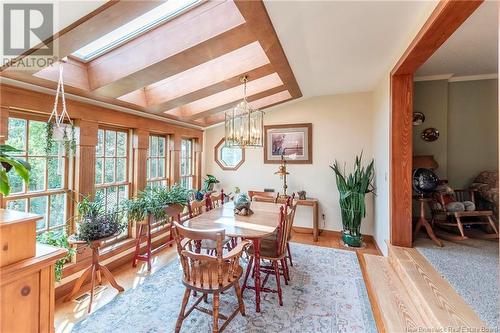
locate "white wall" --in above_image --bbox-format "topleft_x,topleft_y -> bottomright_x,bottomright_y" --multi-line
371,1 -> 439,255
203,93 -> 375,235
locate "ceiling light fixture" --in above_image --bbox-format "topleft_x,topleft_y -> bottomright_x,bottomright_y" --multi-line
225,76 -> 264,148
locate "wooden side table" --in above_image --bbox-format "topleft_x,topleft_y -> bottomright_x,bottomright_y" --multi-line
65,237 -> 124,312
413,196 -> 443,247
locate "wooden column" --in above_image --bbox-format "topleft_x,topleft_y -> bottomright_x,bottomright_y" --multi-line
132,129 -> 149,198
74,120 -> 98,202
0,107 -> 8,208
171,134 -> 181,185
390,74 -> 413,247
194,138 -> 203,190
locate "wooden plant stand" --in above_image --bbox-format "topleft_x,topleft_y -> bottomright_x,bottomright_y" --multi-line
65,237 -> 124,313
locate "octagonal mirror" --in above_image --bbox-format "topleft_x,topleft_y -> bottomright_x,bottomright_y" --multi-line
214,138 -> 245,170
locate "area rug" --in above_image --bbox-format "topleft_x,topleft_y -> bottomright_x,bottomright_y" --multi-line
72,242 -> 377,333
415,237 -> 499,330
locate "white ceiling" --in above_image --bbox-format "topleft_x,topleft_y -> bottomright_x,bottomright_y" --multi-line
264,0 -> 437,98
416,1 -> 498,77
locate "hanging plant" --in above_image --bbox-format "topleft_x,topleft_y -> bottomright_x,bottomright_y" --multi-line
45,58 -> 77,171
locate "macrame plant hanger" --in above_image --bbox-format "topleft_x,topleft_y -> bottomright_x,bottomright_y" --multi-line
48,57 -> 73,175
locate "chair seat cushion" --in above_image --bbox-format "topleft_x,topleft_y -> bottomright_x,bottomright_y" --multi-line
248,237 -> 280,259
182,261 -> 243,291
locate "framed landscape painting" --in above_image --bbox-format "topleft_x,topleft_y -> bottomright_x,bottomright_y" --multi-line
264,123 -> 312,164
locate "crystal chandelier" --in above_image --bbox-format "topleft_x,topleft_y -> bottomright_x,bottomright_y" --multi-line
225,76 -> 264,148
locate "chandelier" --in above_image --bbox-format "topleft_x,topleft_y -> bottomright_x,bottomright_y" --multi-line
225,76 -> 264,148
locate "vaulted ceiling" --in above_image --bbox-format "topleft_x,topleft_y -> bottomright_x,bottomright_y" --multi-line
0,0 -> 301,128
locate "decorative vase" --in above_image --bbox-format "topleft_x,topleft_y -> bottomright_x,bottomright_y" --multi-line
340,205 -> 364,247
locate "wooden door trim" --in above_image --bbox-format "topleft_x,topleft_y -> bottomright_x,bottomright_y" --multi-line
390,0 -> 483,247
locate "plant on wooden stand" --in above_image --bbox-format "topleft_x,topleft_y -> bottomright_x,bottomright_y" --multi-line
75,194 -> 126,242
330,153 -> 374,247
124,184 -> 192,225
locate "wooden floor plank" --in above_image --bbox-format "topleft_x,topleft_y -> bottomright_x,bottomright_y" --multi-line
388,244 -> 488,330
364,254 -> 427,333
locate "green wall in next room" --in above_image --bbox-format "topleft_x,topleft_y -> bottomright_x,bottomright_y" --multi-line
413,78 -> 498,189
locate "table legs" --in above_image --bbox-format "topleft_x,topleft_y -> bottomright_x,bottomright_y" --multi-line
414,198 -> 442,247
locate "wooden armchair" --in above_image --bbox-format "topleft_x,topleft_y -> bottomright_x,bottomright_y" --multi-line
431,188 -> 499,240
172,222 -> 249,333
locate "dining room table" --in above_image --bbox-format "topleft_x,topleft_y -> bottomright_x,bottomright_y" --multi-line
184,200 -> 283,313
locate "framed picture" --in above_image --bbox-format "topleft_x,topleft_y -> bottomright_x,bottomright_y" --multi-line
264,123 -> 312,164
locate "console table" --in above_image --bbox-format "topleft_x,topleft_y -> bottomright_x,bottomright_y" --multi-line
248,191 -> 320,241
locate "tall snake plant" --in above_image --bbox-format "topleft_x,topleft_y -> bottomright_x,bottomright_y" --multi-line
330,153 -> 374,246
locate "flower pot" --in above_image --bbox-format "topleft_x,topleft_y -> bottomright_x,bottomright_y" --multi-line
342,231 -> 363,247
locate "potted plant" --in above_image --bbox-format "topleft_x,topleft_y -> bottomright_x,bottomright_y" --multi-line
74,195 -> 126,243
45,122 -> 77,157
0,144 -> 31,196
125,185 -> 191,225
203,174 -> 219,191
36,231 -> 76,281
330,153 -> 374,247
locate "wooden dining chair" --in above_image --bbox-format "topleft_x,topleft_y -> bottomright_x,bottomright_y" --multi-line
242,200 -> 297,306
191,194 -> 232,254
132,203 -> 184,271
172,222 -> 249,333
206,189 -> 224,210
284,193 -> 297,268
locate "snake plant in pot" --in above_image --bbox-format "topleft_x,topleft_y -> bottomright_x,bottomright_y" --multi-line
330,153 -> 374,247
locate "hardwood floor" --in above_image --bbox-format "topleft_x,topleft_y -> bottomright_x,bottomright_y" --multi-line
54,231 -> 381,333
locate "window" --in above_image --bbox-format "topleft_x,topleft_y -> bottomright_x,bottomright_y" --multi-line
4,117 -> 69,234
95,128 -> 129,215
72,0 -> 201,61
180,139 -> 194,190
147,134 -> 168,188
214,138 -> 244,170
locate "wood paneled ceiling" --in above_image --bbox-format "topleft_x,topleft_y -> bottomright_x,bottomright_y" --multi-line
0,0 -> 301,128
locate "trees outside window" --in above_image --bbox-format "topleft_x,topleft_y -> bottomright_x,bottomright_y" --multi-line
147,135 -> 168,189
4,117 -> 69,234
180,139 -> 194,190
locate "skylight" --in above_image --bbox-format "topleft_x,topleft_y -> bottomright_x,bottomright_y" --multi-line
72,0 -> 201,61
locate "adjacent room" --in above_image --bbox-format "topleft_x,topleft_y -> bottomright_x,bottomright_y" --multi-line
410,2 -> 498,328
0,1 -> 497,332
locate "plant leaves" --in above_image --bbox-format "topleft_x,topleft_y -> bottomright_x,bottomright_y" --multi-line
0,168 -> 10,196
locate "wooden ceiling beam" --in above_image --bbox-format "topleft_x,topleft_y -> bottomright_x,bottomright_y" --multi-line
234,0 -> 302,99
148,63 -> 276,112
33,58 -> 89,90
164,73 -> 284,118
88,1 -> 248,97
201,90 -> 293,126
187,85 -> 288,121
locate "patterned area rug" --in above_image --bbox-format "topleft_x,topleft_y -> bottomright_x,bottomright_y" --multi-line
73,243 -> 377,333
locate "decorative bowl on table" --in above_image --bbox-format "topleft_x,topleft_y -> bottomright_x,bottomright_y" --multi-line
234,193 -> 253,216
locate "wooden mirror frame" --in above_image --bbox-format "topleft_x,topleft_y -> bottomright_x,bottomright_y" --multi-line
214,138 -> 245,171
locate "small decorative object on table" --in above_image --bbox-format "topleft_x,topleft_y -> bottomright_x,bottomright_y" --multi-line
234,193 -> 253,216
298,190 -> 307,200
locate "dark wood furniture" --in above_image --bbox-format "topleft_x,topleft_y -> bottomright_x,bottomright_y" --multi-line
242,199 -> 297,306
248,190 -> 320,241
412,196 -> 442,247
431,189 -> 499,241
184,201 -> 282,313
0,210 -> 67,333
65,237 -> 124,313
172,222 -> 249,333
132,203 -> 184,271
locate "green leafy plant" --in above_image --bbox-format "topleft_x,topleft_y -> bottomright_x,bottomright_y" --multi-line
330,153 -> 374,247
45,122 -> 77,156
0,144 -> 31,196
124,185 -> 192,224
203,174 -> 219,191
36,231 -> 75,281
76,195 -> 126,242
